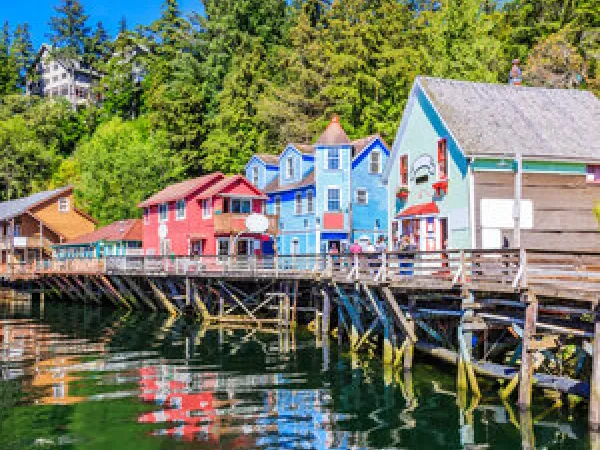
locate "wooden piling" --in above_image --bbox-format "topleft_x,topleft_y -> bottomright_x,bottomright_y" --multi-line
518,291 -> 538,409
590,316 -> 600,430
404,297 -> 416,371
322,289 -> 331,342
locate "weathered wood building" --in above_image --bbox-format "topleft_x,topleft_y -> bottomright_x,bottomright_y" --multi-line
0,186 -> 97,273
384,77 -> 600,251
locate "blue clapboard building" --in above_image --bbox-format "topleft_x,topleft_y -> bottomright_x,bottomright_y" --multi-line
246,116 -> 389,254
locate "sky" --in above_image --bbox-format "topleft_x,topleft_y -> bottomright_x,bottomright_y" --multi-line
2,0 -> 204,49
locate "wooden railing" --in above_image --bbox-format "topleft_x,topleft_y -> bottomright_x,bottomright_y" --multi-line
0,236 -> 55,250
5,249 -> 600,300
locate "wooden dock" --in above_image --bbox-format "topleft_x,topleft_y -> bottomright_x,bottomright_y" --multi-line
3,248 -> 600,427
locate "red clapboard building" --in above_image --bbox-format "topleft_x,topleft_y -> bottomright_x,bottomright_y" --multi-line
138,173 -> 278,257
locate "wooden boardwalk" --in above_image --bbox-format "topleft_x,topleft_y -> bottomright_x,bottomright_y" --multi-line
4,248 -> 600,428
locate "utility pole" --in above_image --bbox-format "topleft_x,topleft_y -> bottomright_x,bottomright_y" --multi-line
513,152 -> 522,248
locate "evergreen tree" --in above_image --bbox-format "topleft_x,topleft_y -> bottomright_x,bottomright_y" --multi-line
85,21 -> 111,68
10,23 -> 35,89
0,22 -> 19,96
47,0 -> 90,57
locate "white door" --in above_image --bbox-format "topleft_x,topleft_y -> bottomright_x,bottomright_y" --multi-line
291,238 -> 300,255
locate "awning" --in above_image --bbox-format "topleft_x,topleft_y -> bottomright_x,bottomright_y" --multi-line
188,233 -> 209,240
396,202 -> 439,218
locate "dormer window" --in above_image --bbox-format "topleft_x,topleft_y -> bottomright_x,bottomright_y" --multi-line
437,138 -> 448,179
369,150 -> 382,174
327,148 -> 340,170
58,197 -> 70,212
176,199 -> 186,220
252,166 -> 259,186
159,203 -> 168,221
285,157 -> 294,178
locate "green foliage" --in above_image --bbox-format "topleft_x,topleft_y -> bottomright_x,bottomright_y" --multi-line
73,117 -> 184,225
0,0 -> 598,222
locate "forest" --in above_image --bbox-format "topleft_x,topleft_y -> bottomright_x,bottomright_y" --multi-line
0,0 -> 598,225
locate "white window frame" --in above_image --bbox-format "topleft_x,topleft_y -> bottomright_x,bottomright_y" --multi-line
252,166 -> 260,186
306,190 -> 314,214
369,150 -> 382,174
175,199 -> 186,220
159,203 -> 168,222
291,238 -> 300,255
274,196 -> 282,216
285,156 -> 294,179
58,197 -> 70,212
231,198 -> 251,214
202,198 -> 212,219
355,188 -> 368,205
295,192 -> 303,215
217,237 -> 230,256
326,186 -> 341,212
327,148 -> 340,170
143,207 -> 150,224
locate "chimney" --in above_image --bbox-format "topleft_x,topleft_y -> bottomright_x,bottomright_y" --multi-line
509,59 -> 522,86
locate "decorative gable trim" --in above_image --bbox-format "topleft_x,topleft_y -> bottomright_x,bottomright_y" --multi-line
351,137 -> 390,169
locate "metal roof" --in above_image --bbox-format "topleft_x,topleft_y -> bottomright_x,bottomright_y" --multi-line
0,186 -> 72,222
264,171 -> 315,194
64,219 -> 142,245
418,76 -> 600,161
138,173 -> 224,207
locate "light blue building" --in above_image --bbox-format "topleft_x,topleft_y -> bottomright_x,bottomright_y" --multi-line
246,116 -> 390,254
383,77 -> 600,252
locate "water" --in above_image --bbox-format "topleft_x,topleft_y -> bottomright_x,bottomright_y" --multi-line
0,299 -> 593,449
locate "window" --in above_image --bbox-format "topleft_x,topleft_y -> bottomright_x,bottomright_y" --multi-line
400,155 -> 408,185
159,203 -> 168,221
307,191 -> 314,214
587,165 -> 600,182
60,85 -> 68,96
52,75 -> 58,83
438,138 -> 448,179
217,238 -> 230,256
61,72 -> 67,79
202,198 -> 212,218
327,188 -> 341,211
231,198 -> 251,214
369,150 -> 382,174
176,199 -> 186,220
53,64 -> 58,71
295,192 -> 303,215
275,196 -> 282,216
58,197 -> 70,212
14,224 -> 21,237
285,157 -> 294,178
252,166 -> 259,186
356,189 -> 368,205
327,148 -> 340,170
143,208 -> 149,224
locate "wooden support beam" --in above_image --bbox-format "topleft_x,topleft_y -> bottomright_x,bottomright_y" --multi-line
590,315 -> 600,431
191,280 -> 210,320
100,276 -> 132,310
123,277 -> 157,311
72,276 -> 101,304
110,276 -> 140,309
321,288 -> 331,343
381,287 -> 417,343
53,276 -> 79,302
89,276 -> 118,306
147,278 -> 179,316
518,291 -> 538,410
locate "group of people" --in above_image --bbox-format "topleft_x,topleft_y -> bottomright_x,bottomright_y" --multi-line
328,236 -> 389,255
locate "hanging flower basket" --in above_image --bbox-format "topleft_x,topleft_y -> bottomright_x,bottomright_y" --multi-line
432,179 -> 448,196
396,187 -> 409,200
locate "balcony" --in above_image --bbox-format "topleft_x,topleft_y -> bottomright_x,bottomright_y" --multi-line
213,214 -> 279,236
0,236 -> 55,251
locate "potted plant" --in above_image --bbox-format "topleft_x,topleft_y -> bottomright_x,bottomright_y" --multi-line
396,186 -> 409,200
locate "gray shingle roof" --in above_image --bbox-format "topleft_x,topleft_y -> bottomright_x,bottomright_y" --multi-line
0,187 -> 71,222
419,76 -> 600,161
264,171 -> 315,194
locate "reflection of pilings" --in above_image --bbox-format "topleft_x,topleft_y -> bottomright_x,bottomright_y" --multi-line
519,409 -> 535,450
591,318 -> 600,430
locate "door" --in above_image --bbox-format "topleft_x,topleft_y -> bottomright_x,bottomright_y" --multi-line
291,238 -> 300,256
237,239 -> 252,256
440,218 -> 448,250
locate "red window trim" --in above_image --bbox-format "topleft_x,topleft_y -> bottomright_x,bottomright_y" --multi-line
400,155 -> 409,186
437,138 -> 448,180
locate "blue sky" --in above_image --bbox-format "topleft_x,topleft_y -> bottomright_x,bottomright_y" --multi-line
2,0 -> 205,49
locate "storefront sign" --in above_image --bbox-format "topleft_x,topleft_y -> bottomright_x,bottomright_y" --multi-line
410,154 -> 436,181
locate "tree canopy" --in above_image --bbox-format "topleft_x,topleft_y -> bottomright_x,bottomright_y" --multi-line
0,0 -> 598,223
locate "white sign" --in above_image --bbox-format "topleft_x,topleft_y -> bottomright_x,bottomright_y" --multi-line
13,237 -> 27,247
482,228 -> 502,249
480,199 -> 533,229
246,214 -> 269,233
448,207 -> 469,231
158,223 -> 168,239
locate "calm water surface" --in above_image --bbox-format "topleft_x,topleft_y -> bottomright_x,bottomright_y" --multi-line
0,299 -> 593,449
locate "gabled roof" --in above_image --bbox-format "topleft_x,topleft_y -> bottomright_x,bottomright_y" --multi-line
0,186 -> 72,222
253,154 -> 280,165
65,219 -> 142,245
351,134 -> 390,159
315,115 -> 351,146
418,76 -> 600,162
290,143 -> 315,154
197,175 -> 268,199
264,171 -> 315,194
138,173 -> 224,208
